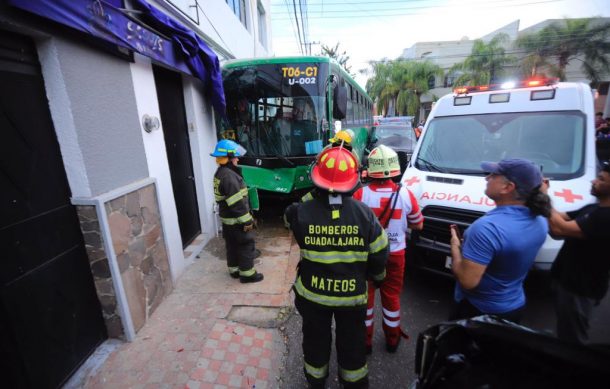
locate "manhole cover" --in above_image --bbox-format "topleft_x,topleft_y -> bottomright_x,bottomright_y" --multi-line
227,305 -> 292,328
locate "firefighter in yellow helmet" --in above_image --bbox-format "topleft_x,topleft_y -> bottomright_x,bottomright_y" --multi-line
284,145 -> 389,388
211,139 -> 263,283
353,145 -> 424,353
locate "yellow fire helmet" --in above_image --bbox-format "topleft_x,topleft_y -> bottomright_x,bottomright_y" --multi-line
367,144 -> 401,178
329,129 -> 355,147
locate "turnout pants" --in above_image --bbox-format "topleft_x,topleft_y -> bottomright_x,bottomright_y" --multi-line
366,252 -> 405,348
295,295 -> 369,388
222,224 -> 256,275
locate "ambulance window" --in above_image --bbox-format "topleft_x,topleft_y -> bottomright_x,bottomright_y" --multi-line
416,111 -> 585,179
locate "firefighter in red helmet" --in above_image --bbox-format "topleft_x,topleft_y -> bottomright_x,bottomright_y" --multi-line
284,145 -> 389,388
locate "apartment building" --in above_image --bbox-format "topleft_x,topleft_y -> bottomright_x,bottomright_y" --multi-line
401,18 -> 610,120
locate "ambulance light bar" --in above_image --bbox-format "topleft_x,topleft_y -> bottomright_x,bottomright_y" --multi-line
453,77 -> 558,95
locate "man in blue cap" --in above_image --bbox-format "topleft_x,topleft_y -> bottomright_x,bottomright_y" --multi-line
448,158 -> 551,322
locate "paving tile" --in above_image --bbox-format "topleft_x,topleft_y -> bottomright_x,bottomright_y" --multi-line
82,233 -> 290,389
186,380 -> 201,389
216,372 -> 231,385
228,374 -> 242,387
202,369 -> 218,383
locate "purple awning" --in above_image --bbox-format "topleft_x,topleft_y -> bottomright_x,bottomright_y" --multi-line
8,0 -> 226,115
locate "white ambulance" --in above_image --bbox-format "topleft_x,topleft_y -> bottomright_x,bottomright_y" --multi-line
402,78 -> 597,275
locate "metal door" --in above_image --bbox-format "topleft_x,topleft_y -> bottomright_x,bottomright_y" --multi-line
0,30 -> 107,388
153,65 -> 201,247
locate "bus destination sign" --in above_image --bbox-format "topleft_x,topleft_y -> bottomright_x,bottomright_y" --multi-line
282,66 -> 318,85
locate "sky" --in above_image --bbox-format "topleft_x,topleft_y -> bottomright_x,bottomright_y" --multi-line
270,0 -> 610,87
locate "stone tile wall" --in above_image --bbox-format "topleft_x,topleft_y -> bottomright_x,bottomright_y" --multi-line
76,205 -> 124,338
105,183 -> 173,332
76,182 -> 173,339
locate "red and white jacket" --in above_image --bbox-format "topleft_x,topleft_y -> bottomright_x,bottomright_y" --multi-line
354,180 -> 423,255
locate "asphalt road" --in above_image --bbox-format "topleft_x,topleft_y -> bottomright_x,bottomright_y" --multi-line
258,199 -> 610,388
278,263 -> 610,388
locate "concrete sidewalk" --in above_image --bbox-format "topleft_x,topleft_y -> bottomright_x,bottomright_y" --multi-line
81,221 -> 299,389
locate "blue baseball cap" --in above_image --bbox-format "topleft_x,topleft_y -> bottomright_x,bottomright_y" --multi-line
481,158 -> 543,193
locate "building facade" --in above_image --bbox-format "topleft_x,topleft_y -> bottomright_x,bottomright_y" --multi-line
401,18 -> 610,121
0,0 -> 271,387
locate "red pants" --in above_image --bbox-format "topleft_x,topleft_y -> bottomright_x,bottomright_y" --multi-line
366,252 -> 405,347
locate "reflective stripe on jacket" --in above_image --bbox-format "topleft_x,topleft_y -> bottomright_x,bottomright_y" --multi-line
284,193 -> 388,308
214,165 -> 252,225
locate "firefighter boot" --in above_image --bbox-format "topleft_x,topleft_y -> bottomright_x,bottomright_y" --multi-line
240,271 -> 264,283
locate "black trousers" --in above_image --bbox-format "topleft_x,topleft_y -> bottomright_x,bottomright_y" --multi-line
295,295 -> 369,388
449,298 -> 524,324
221,224 -> 255,271
553,280 -> 595,344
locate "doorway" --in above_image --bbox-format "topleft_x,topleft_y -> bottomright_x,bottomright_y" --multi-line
0,29 -> 107,388
153,65 -> 202,247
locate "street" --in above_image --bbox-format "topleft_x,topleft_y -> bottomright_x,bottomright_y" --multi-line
256,198 -> 610,388
276,230 -> 610,388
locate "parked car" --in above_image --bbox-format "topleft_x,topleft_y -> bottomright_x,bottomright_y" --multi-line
373,115 -> 384,126
411,315 -> 610,389
371,119 -> 417,178
378,115 -> 414,126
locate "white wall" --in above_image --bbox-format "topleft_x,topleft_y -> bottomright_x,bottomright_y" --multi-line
129,54 -> 185,281
152,0 -> 272,59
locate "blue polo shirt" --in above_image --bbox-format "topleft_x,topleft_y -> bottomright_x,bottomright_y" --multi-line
455,205 -> 548,314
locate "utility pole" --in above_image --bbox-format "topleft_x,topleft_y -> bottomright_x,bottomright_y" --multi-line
303,41 -> 319,56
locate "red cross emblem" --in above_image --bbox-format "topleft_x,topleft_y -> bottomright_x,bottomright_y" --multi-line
554,189 -> 583,203
404,176 -> 420,186
370,196 -> 402,225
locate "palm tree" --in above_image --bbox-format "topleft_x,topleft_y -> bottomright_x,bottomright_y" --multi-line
319,42 -> 354,77
450,33 -> 515,86
366,59 -> 441,119
395,60 -> 443,119
366,60 -> 399,116
516,18 -> 610,83
514,27 -> 557,77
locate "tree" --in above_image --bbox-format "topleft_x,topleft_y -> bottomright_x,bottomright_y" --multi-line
516,18 -> 610,84
365,59 -> 397,116
366,59 -> 442,120
319,42 -> 353,77
396,60 -> 443,119
450,33 -> 515,86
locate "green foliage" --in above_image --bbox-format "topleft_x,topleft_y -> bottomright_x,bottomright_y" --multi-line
450,33 -> 515,87
366,59 -> 442,120
319,42 -> 354,77
516,18 -> 610,83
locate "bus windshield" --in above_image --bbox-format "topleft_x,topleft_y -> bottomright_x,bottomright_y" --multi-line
218,63 -> 328,158
415,111 -> 586,180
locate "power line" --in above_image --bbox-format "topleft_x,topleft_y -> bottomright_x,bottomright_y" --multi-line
292,0 -> 304,54
283,0 -> 301,54
195,2 -> 235,58
271,0 -> 561,19
271,0 -> 554,6
353,45 -> 603,66
298,0 -> 308,54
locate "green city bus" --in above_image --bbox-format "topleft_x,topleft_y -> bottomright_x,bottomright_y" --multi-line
216,56 -> 374,206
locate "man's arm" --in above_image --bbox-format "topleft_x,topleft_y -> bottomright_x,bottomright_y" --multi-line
450,226 -> 487,290
548,209 -> 584,238
540,179 -> 583,238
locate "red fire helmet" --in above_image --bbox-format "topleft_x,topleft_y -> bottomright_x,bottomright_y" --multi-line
310,146 -> 360,193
